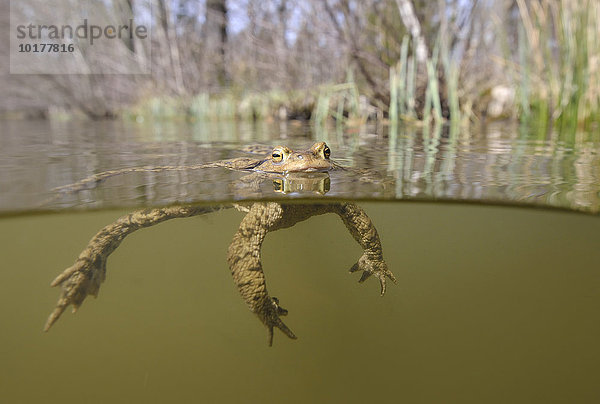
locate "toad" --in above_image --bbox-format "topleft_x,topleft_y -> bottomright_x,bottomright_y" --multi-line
45,143 -> 396,345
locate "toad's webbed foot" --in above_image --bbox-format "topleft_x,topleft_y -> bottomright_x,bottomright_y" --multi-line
257,297 -> 297,346
350,253 -> 397,296
44,254 -> 107,331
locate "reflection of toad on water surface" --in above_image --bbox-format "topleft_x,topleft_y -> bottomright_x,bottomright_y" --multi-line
45,143 -> 396,345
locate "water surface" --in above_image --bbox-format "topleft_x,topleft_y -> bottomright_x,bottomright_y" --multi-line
1,119 -> 598,214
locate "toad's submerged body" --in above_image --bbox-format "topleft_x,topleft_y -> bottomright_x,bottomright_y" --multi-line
46,143 -> 395,345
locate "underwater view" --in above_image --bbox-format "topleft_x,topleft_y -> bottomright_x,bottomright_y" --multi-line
3,1 -> 600,401
1,119 -> 599,403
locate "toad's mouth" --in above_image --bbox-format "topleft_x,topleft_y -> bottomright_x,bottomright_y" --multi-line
282,166 -> 333,174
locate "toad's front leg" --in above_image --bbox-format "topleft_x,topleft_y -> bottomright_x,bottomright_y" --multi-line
333,203 -> 397,295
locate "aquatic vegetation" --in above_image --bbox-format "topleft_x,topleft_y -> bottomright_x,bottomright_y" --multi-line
5,0 -> 599,132
512,0 -> 600,130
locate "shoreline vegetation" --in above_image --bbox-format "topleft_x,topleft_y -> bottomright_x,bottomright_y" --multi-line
3,0 -> 599,133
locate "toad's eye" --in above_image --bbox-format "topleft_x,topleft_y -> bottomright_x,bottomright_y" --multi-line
272,149 -> 284,163
323,146 -> 331,159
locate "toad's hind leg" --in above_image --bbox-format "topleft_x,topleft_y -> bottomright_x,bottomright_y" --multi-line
45,205 -> 224,331
227,202 -> 396,346
227,202 -> 298,346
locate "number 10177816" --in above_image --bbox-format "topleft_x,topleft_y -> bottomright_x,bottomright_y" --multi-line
18,43 -> 75,52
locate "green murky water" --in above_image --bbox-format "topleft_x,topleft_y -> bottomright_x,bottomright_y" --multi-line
1,203 -> 599,403
1,120 -> 599,403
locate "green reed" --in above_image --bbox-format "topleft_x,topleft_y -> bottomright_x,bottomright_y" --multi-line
126,89 -> 315,123
311,80 -> 362,129
389,35 -> 418,127
515,0 -> 599,132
